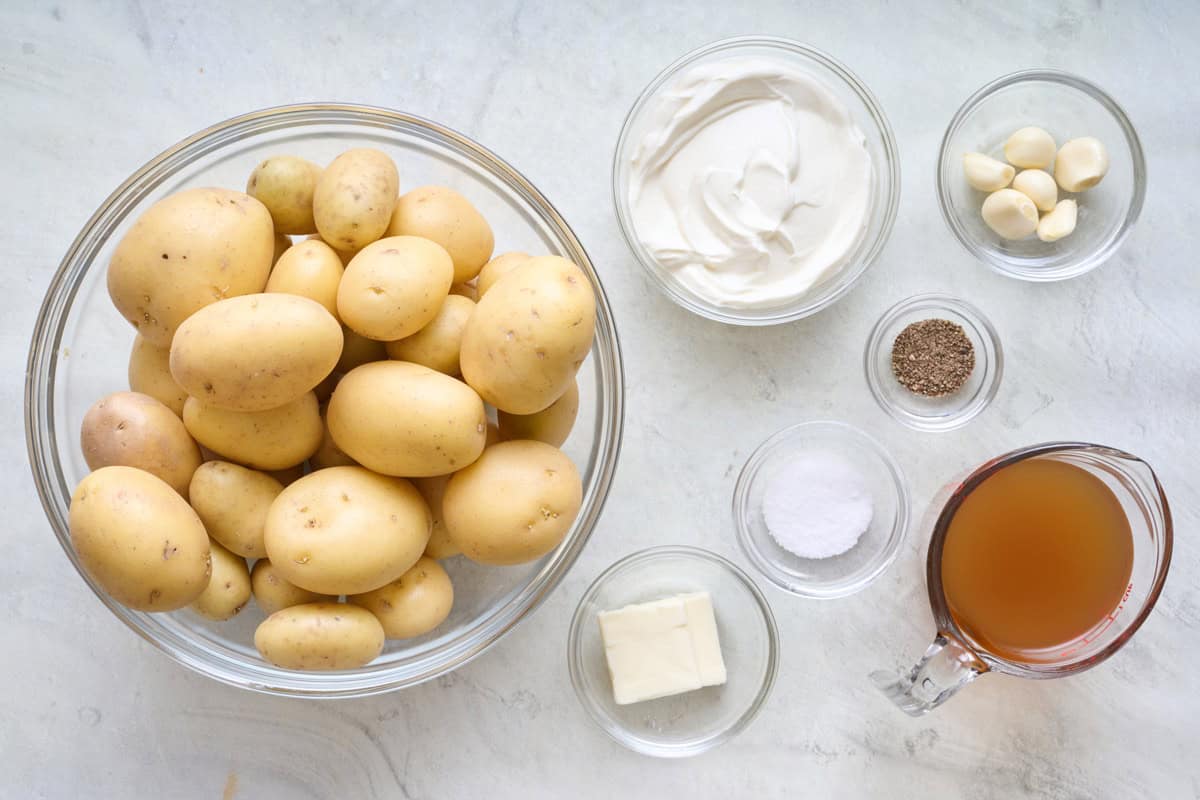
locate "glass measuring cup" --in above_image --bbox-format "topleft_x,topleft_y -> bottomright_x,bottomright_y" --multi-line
874,442 -> 1172,716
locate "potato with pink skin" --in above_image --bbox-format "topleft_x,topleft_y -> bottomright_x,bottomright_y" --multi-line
80,391 -> 202,498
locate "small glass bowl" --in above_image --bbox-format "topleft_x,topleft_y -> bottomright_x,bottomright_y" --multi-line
865,294 -> 1003,432
733,421 -> 909,599
567,546 -> 779,758
937,69 -> 1146,281
612,36 -> 900,325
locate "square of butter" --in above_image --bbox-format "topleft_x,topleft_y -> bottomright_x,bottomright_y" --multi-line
597,592 -> 726,706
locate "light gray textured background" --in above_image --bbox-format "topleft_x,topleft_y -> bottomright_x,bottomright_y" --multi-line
3,1 -> 1198,798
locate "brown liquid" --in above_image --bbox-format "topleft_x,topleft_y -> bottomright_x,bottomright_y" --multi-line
941,457 -> 1133,663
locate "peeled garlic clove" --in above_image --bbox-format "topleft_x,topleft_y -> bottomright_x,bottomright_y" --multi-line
962,152 -> 1015,191
1054,137 -> 1109,192
1011,169 -> 1058,212
1037,199 -> 1078,242
981,189 -> 1039,240
1004,127 -> 1057,169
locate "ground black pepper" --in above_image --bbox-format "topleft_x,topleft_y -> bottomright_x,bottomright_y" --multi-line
890,318 -> 975,397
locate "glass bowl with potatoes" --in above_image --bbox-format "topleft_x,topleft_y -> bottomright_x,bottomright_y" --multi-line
25,103 -> 624,697
937,69 -> 1146,281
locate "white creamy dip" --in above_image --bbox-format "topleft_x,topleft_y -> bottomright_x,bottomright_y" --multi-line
628,58 -> 873,309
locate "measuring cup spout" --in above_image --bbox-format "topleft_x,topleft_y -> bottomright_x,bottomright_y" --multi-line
871,634 -> 987,716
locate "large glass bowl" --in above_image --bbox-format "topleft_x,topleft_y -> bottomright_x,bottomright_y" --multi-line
613,36 -> 900,325
25,104 -> 625,698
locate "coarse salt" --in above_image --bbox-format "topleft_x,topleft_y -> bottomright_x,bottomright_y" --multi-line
761,451 -> 874,559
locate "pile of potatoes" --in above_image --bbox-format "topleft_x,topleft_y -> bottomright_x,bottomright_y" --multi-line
69,147 -> 595,671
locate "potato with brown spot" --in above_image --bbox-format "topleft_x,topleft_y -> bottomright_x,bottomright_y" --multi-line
263,466 -> 431,595
313,148 -> 399,251
247,155 -> 323,235
266,239 -> 345,320
127,335 -> 188,417
170,293 -> 343,412
80,391 -> 202,498
460,256 -> 596,414
254,602 -> 384,670
183,392 -> 323,471
475,251 -> 530,297
327,361 -> 487,477
384,294 -> 475,376
107,187 -> 274,347
443,440 -> 582,565
188,461 -> 283,558
386,185 -> 494,283
337,236 -> 454,341
251,559 -> 334,616
349,556 -> 453,639
191,540 -> 251,620
498,379 -> 579,447
69,466 -> 211,611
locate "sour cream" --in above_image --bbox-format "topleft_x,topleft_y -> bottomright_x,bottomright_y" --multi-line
628,58 -> 873,310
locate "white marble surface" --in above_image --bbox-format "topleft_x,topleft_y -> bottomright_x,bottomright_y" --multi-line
3,1 -> 1198,797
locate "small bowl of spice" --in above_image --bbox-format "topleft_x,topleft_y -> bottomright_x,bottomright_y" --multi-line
733,421 -> 910,599
864,293 -> 1003,432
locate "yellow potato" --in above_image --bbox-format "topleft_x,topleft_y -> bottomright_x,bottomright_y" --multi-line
337,236 -> 454,341
349,556 -> 453,639
170,293 -> 342,412
127,334 -> 188,417
327,361 -> 486,477
266,239 -> 344,320
310,408 -> 357,470
413,474 -> 460,559
384,294 -> 475,376
107,187 -> 274,347
188,461 -> 283,558
449,281 -> 477,301
183,392 -> 322,471
476,251 -> 530,297
272,233 -> 292,265
264,466 -> 431,595
306,233 -> 359,266
498,379 -> 579,447
336,326 -> 387,373
250,559 -> 333,616
190,540 -> 251,621
69,466 -> 211,611
80,391 -> 202,498
247,155 -> 322,235
313,148 -> 399,251
385,186 -> 494,282
254,602 -> 384,670
443,440 -> 582,565
460,256 -> 596,414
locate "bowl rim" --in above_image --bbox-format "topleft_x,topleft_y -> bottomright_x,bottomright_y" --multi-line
935,68 -> 1147,282
25,102 -> 625,698
611,35 -> 901,326
566,544 -> 780,758
732,420 -> 911,598
863,293 -> 1005,432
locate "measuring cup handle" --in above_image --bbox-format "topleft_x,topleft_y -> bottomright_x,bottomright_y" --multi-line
870,633 -> 987,716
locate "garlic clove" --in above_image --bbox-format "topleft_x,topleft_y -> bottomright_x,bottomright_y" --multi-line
1037,199 -> 1078,242
962,152 -> 1015,191
1054,137 -> 1109,192
1011,169 -> 1058,212
1004,127 -> 1057,169
981,189 -> 1039,240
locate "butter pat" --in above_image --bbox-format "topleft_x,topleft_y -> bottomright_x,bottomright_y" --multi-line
598,591 -> 727,705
